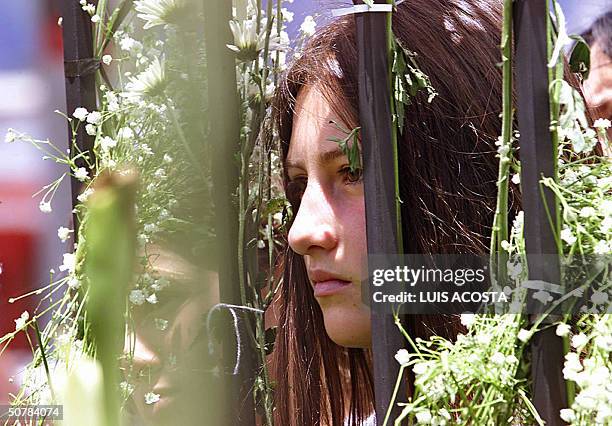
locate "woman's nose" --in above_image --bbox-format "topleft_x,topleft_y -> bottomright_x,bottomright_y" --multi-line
288,182 -> 338,256
129,334 -> 162,378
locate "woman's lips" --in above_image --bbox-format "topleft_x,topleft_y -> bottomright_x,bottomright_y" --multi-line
313,279 -> 352,297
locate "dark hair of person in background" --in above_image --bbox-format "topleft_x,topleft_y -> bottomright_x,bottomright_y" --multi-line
583,10 -> 612,58
272,1 -> 522,424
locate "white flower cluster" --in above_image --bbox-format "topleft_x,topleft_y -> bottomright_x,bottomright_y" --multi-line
561,316 -> 612,425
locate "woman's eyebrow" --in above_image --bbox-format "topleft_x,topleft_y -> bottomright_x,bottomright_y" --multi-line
285,147 -> 346,170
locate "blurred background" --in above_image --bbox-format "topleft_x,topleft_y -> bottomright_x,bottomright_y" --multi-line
0,0 -> 609,406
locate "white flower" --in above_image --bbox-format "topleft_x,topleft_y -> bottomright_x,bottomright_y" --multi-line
281,8 -> 294,23
600,217 -> 612,234
594,240 -> 610,255
394,349 -> 410,366
257,240 -> 265,249
124,58 -> 166,100
129,289 -> 146,306
579,206 -> 596,218
600,200 -> 612,217
300,15 -> 316,36
500,240 -> 511,251
556,323 -> 571,337
100,136 -> 117,151
117,127 -> 134,140
102,54 -> 112,65
82,3 -> 96,15
57,227 -> 72,242
511,173 -> 520,185
146,293 -> 158,304
517,329 -> 531,343
59,253 -> 76,273
560,227 -> 577,245
73,107 -> 89,121
415,410 -> 432,425
490,352 -> 506,365
507,260 -> 523,280
144,392 -> 160,405
85,124 -> 97,136
460,313 -> 476,328
227,19 -> 287,62
77,188 -> 94,203
163,153 -> 173,163
135,0 -> 186,29
559,408 -> 575,422
413,362 -> 427,375
91,14 -> 100,23
593,118 -> 611,129
591,290 -> 608,305
67,276 -> 81,290
533,290 -> 553,304
14,311 -> 29,331
4,128 -> 17,143
39,201 -> 52,213
86,111 -> 102,125
74,167 -> 89,182
119,36 -> 143,53
571,333 -> 588,349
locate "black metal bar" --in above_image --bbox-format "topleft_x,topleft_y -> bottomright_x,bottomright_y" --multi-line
514,1 -> 566,424
60,0 -> 97,235
203,1 -> 256,425
353,1 -> 407,424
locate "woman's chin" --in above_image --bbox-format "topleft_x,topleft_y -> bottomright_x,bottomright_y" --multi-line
321,305 -> 371,348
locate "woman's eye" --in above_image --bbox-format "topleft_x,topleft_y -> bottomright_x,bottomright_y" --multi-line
286,178 -> 307,200
341,166 -> 363,184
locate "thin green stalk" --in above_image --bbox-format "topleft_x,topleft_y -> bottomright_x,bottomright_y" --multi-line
382,365 -> 406,426
387,1 -> 403,252
33,320 -> 57,403
490,0 -> 513,289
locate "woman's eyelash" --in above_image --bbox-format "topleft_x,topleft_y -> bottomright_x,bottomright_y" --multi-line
339,166 -> 363,184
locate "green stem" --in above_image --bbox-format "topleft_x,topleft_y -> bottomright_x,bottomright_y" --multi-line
382,365 -> 405,426
34,320 -> 57,403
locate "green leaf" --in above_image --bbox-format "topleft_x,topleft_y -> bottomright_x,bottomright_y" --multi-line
569,35 -> 590,80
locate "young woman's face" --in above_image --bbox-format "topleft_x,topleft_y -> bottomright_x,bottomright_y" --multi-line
286,85 -> 371,348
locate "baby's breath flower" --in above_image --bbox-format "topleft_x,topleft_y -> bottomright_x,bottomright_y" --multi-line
579,206 -> 596,218
74,167 -> 89,182
85,124 -> 97,136
415,410 -> 432,425
67,276 -> 81,290
413,362 -> 427,375
490,352 -> 506,365
394,349 -> 410,366
4,128 -> 17,143
559,408 -> 576,422
591,290 -> 609,305
257,240 -> 265,249
73,107 -> 89,121
300,15 -> 316,36
14,311 -> 29,331
146,293 -> 158,304
129,289 -> 146,306
517,329 -> 531,343
91,14 -> 100,23
460,313 -> 476,328
39,201 -> 52,213
100,136 -> 117,151
560,227 -> 577,245
102,55 -> 112,66
144,392 -> 160,405
59,253 -> 76,273
57,227 -> 72,243
511,173 -> 520,185
571,333 -> 588,349
117,127 -> 134,140
119,36 -> 143,53
556,323 -> 571,337
87,111 -> 102,125
594,240 -> 611,255
77,188 -> 94,203
135,0 -> 187,29
593,118 -> 611,129
82,3 -> 96,15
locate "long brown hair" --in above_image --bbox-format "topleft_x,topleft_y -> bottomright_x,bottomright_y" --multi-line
272,1 -> 517,424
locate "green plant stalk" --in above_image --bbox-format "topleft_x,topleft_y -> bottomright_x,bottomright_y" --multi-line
387,1 -> 403,252
490,0 -> 513,290
33,320 -> 57,403
382,365 -> 405,426
85,171 -> 137,426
